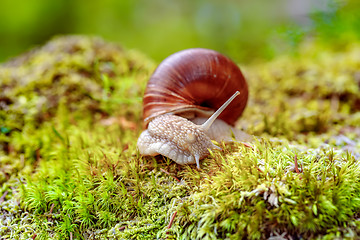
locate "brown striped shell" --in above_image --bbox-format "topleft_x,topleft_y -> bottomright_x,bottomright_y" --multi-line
143,48 -> 248,127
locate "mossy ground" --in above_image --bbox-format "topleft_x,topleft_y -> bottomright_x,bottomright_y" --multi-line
0,36 -> 359,239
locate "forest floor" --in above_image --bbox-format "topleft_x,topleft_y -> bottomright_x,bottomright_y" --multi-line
1,35 -> 360,239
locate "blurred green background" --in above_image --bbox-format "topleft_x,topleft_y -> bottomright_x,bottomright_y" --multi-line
0,0 -> 359,63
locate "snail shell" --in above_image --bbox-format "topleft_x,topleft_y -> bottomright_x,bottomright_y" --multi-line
142,48 -> 248,127
138,48 -> 250,168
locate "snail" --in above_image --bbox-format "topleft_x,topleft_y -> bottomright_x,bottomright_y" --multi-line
137,48 -> 251,169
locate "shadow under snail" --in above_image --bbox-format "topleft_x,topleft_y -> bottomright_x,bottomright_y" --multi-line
137,48 -> 252,169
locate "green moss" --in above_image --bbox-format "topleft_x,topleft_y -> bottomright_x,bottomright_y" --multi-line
1,35 -> 360,239
243,43 -> 360,138
174,141 -> 360,239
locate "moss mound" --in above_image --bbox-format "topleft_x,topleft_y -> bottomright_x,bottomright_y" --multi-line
0,35 -> 359,239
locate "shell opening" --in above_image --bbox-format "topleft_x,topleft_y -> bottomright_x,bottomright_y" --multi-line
200,91 -> 240,131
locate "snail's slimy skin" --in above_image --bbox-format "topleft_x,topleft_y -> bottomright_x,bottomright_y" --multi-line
191,117 -> 253,143
137,114 -> 220,169
137,113 -> 254,169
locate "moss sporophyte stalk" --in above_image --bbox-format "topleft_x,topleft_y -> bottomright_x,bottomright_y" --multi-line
1,36 -> 360,239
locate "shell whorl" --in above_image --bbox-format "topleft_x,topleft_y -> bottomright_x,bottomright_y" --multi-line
143,48 -> 248,127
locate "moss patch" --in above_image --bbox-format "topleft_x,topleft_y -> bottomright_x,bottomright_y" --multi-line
1,35 -> 360,239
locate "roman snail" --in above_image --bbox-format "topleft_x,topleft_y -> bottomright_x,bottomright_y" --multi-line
137,48 -> 252,169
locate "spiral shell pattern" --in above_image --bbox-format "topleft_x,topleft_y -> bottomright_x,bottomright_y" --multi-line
142,48 -> 248,127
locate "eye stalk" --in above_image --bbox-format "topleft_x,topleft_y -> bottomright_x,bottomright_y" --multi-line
201,91 -> 240,131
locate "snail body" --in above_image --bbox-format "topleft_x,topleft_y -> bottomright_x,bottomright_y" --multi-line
137,114 -> 220,167
137,48 -> 250,168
